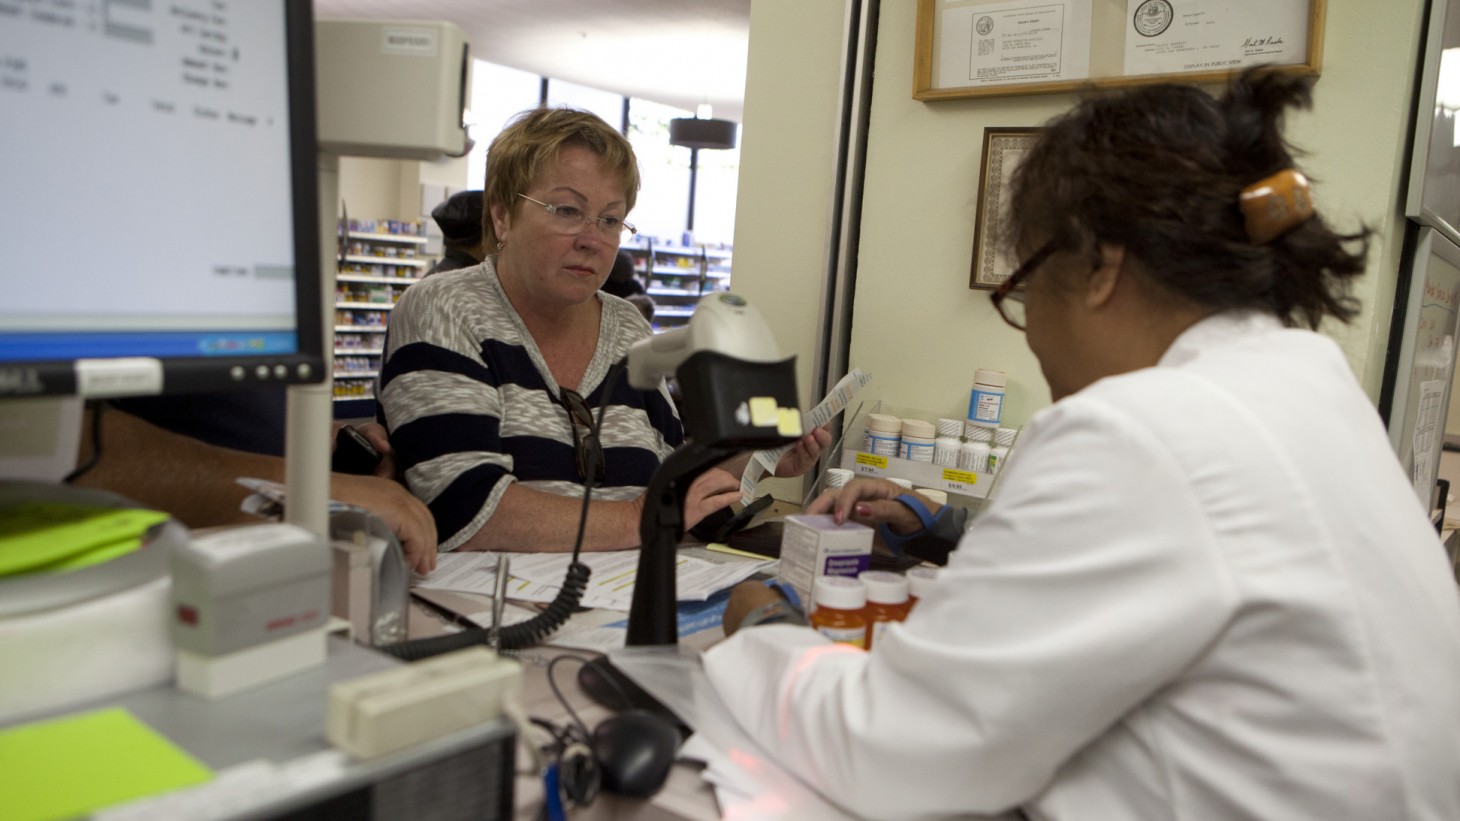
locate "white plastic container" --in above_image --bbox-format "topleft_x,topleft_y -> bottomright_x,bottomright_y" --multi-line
989,427 -> 1017,474
933,418 -> 963,467
824,468 -> 853,489
863,413 -> 902,457
958,438 -> 991,473
907,566 -> 940,604
963,422 -> 993,445
898,418 -> 936,463
967,368 -> 1006,429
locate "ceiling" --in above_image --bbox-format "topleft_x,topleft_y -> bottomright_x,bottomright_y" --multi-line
312,0 -> 753,123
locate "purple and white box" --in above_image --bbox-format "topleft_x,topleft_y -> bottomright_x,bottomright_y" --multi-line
777,514 -> 873,608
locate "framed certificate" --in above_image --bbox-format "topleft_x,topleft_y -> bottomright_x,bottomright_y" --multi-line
915,0 -> 1326,102
969,128 -> 1043,290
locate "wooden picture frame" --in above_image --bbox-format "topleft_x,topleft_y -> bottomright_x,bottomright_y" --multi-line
970,128 -> 1042,291
915,0 -> 1326,102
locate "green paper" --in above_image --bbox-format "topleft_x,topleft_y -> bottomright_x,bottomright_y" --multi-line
0,502 -> 170,577
0,707 -> 213,821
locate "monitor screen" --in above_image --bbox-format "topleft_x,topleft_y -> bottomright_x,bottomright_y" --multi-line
0,1 -> 322,399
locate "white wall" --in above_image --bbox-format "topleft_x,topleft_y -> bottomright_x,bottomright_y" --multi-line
735,1 -> 1428,429
731,0 -> 851,406
338,154 -> 469,225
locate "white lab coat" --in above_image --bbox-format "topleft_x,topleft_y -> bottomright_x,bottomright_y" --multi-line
705,312 -> 1460,820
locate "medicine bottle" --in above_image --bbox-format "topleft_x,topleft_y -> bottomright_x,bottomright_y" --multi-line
859,570 -> 912,649
967,368 -> 1006,429
933,418 -> 963,466
810,577 -> 868,648
958,436 -> 991,473
824,467 -> 853,490
898,418 -> 936,463
989,427 -> 1017,474
906,566 -> 939,608
863,413 -> 902,457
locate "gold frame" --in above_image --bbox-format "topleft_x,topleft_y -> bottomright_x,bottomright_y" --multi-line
916,0 -> 1326,102
970,127 -> 1043,291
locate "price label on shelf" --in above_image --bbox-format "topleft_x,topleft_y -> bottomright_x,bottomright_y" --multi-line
941,468 -> 979,494
853,452 -> 889,475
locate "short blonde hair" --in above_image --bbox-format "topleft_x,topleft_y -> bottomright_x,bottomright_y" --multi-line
482,107 -> 640,251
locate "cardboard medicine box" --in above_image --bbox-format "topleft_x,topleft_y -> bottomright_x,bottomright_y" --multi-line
778,514 -> 872,608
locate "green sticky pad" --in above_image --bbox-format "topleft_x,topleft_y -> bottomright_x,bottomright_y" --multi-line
0,503 -> 170,577
0,707 -> 213,821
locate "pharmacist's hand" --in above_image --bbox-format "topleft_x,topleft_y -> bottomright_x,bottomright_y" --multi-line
683,467 -> 742,532
773,426 -> 834,478
806,478 -> 934,535
329,473 -> 438,574
722,580 -> 784,638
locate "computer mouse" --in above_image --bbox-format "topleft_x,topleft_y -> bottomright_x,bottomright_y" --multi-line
591,708 -> 682,797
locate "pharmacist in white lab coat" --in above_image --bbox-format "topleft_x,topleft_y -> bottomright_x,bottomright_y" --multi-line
706,68 -> 1460,820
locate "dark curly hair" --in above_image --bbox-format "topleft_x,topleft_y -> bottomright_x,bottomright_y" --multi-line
1005,67 -> 1369,329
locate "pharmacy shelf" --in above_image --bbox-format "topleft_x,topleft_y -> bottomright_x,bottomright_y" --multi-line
334,371 -> 379,380
837,448 -> 994,500
346,230 -> 428,245
338,273 -> 420,285
335,301 -> 394,310
334,347 -> 383,356
334,325 -> 387,333
343,255 -> 427,268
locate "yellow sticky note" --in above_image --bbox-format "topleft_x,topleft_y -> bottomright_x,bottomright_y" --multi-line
0,502 -> 170,577
776,408 -> 804,437
748,396 -> 778,426
0,707 -> 213,821
706,542 -> 772,560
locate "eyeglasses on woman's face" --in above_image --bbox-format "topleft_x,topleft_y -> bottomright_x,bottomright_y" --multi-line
990,239 -> 1059,331
518,193 -> 637,242
560,388 -> 606,483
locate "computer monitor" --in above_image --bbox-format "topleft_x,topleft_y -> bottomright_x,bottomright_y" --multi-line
0,1 -> 322,400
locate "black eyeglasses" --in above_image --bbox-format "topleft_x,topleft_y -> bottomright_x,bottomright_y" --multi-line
990,239 -> 1058,331
560,388 -> 606,484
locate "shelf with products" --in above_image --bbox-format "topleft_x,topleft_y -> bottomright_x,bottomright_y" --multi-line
827,402 -> 1024,503
331,218 -> 435,416
620,238 -> 733,332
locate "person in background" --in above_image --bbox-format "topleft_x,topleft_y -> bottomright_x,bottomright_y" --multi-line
75,397 -> 437,572
708,68 -> 1460,819
425,189 -> 486,276
377,107 -> 828,555
601,248 -> 656,323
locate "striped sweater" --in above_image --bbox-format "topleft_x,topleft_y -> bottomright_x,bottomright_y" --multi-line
378,260 -> 683,551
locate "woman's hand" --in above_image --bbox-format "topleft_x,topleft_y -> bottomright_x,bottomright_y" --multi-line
806,477 -> 937,534
329,473 -> 439,574
682,467 -> 742,532
773,426 -> 833,478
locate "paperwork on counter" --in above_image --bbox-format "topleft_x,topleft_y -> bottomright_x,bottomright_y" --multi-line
413,546 -> 773,612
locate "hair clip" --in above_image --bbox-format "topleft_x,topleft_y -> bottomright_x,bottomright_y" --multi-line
1238,168 -> 1315,244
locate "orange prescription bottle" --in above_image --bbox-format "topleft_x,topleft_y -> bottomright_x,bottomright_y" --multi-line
860,571 -> 912,649
810,577 -> 869,648
906,565 -> 940,609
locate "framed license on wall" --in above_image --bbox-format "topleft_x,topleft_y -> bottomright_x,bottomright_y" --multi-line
915,0 -> 1326,102
970,128 -> 1042,290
